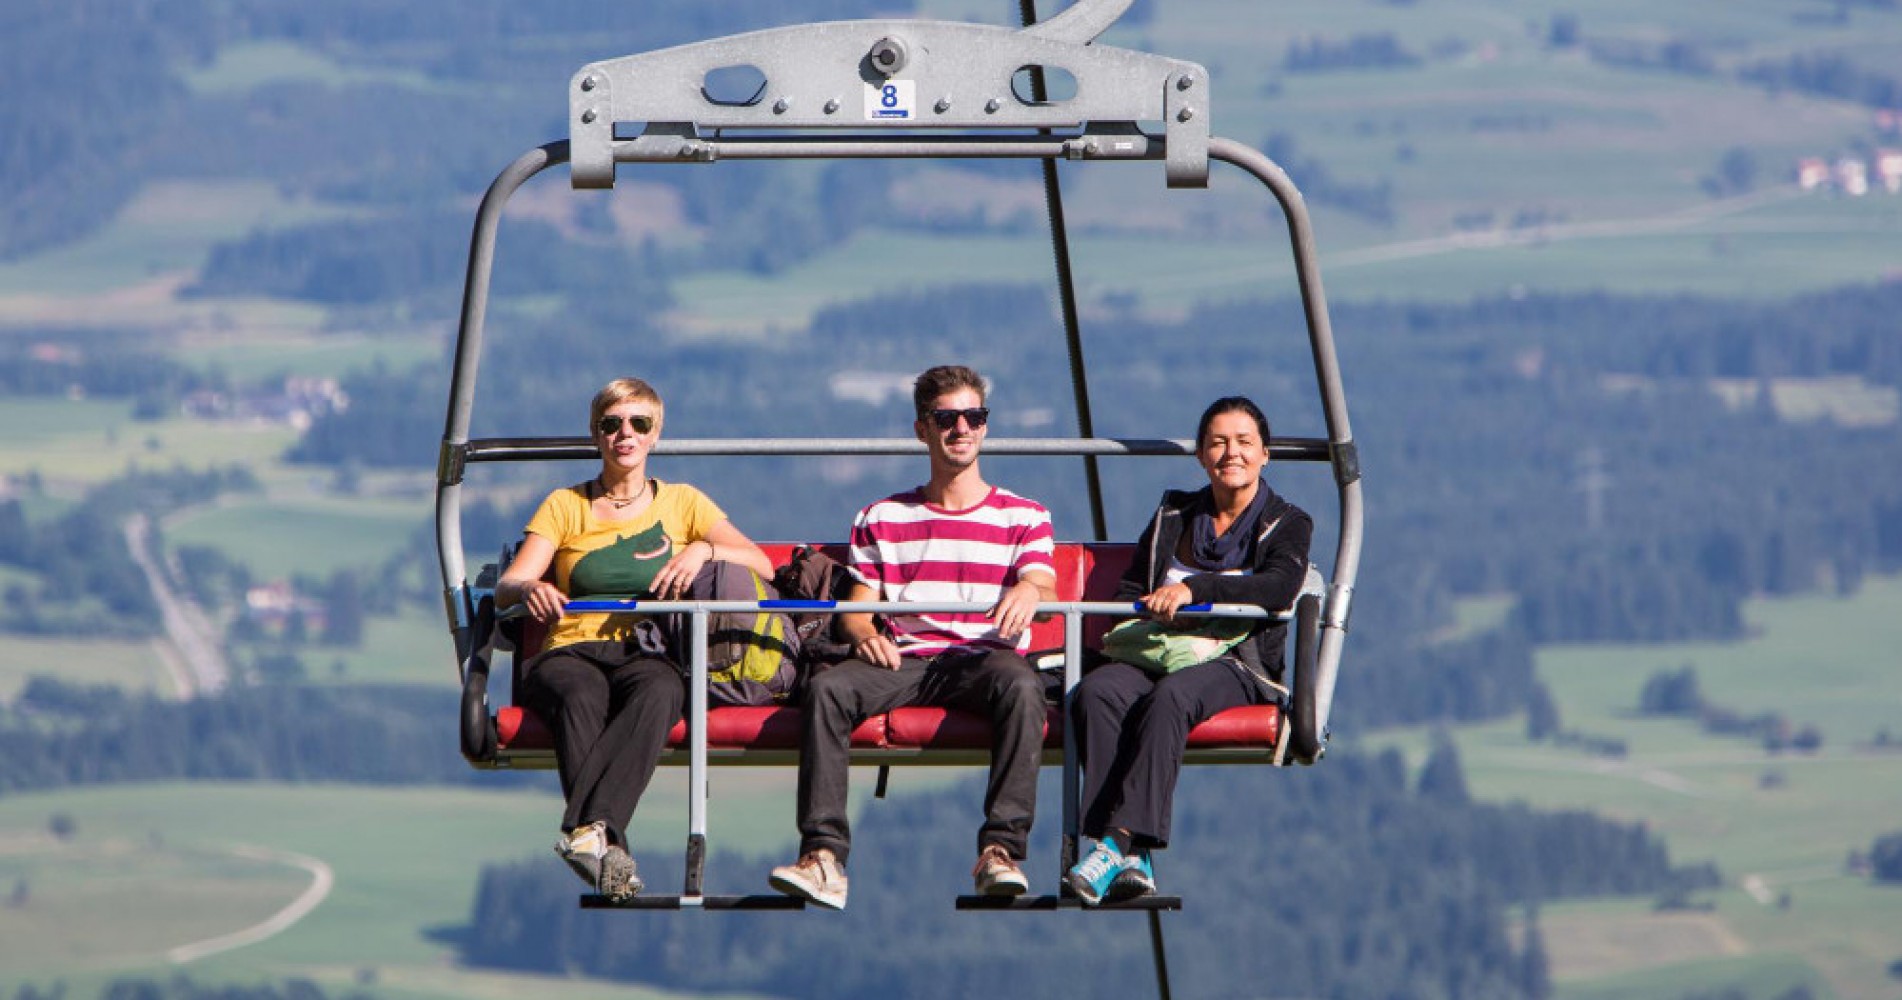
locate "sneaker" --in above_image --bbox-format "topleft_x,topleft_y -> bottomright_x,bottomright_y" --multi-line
554,821 -> 609,889
769,849 -> 848,910
1065,839 -> 1124,906
556,821 -> 642,901
597,845 -> 642,902
1104,849 -> 1155,903
973,844 -> 1029,897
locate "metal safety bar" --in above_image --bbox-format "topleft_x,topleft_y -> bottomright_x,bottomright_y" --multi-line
439,435 -> 1334,484
553,598 -> 1280,905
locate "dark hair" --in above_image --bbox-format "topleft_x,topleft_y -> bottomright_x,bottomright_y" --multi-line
912,365 -> 989,418
1196,396 -> 1271,449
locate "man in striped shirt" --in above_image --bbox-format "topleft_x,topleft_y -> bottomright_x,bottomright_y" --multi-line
770,365 -> 1057,909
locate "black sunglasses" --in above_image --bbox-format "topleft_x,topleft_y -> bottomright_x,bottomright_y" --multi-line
926,407 -> 989,430
596,414 -> 656,436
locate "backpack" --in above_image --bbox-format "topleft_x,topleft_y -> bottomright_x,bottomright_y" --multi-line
670,560 -> 801,706
770,545 -> 862,670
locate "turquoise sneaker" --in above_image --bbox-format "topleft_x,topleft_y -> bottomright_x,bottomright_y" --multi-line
1105,849 -> 1155,903
1065,840 -> 1125,906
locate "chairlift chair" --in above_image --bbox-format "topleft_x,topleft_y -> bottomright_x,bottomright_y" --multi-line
434,0 -> 1362,992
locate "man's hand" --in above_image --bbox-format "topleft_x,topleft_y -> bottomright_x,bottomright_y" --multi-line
990,579 -> 1045,641
852,633 -> 902,669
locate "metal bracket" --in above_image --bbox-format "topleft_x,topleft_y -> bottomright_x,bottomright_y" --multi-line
1329,439 -> 1360,487
436,439 -> 468,487
570,20 -> 1208,188
1325,584 -> 1354,634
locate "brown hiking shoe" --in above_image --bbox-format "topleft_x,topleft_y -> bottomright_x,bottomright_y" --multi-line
973,843 -> 1029,896
769,849 -> 848,909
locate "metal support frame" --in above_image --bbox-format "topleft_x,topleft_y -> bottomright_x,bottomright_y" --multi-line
435,0 -> 1362,946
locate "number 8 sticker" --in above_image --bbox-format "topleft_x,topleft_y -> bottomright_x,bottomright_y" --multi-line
865,80 -> 914,120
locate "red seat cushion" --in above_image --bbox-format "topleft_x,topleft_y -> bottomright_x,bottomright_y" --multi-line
883,705 -> 1058,750
498,702 -> 1275,754
497,704 -> 886,752
1184,704 -> 1280,748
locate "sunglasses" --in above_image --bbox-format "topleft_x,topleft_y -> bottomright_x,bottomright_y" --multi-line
926,407 -> 989,430
596,413 -> 656,436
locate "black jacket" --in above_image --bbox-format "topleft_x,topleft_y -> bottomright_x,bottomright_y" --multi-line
1115,484 -> 1314,687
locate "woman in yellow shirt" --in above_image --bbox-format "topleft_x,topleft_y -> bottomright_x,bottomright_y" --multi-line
495,377 -> 774,901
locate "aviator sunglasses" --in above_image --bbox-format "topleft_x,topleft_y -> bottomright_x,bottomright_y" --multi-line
927,407 -> 989,430
596,413 -> 656,436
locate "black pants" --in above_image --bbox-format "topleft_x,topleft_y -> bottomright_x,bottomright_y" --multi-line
797,648 -> 1045,865
1071,658 -> 1268,849
517,641 -> 684,847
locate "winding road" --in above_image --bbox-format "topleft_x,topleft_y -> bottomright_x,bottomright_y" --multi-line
123,512 -> 230,697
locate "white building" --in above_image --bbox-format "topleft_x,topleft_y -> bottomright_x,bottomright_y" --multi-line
1796,157 -> 1830,191
1835,156 -> 1869,197
1876,149 -> 1902,194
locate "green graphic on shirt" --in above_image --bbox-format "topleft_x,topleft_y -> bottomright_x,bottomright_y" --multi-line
570,522 -> 672,598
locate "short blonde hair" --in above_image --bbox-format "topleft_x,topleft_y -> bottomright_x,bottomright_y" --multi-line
590,377 -> 664,431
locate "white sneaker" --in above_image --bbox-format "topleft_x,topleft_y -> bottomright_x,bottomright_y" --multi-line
973,844 -> 1029,897
769,849 -> 849,909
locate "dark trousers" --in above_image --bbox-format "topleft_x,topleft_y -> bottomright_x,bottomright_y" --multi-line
797,648 -> 1045,865
1071,658 -> 1267,849
517,641 -> 684,847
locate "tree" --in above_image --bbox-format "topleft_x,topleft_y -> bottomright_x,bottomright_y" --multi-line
1525,680 -> 1560,741
321,571 -> 364,647
1418,730 -> 1470,804
1639,665 -> 1701,716
1519,909 -> 1552,999
1871,831 -> 1902,883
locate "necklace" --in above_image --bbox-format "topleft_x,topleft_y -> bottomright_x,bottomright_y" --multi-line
599,478 -> 650,509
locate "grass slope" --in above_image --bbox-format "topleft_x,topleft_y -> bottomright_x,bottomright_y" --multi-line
1363,574 -> 1902,999
0,780 -> 817,1000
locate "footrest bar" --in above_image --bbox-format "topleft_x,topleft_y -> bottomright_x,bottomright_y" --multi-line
954,894 -> 1183,911
581,894 -> 807,910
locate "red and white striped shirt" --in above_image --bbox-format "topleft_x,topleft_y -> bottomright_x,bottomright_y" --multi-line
848,486 -> 1056,656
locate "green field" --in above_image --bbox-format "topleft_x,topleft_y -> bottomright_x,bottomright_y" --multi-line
0,398 -> 298,490
0,636 -> 174,701
1361,574 -> 1902,999
168,331 -> 443,383
0,780 -> 820,1000
668,191 -> 1902,331
183,40 -> 442,96
165,494 -> 428,582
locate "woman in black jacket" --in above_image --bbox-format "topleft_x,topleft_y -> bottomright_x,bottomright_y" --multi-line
1064,396 -> 1313,905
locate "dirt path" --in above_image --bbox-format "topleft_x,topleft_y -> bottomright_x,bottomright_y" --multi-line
166,845 -> 334,964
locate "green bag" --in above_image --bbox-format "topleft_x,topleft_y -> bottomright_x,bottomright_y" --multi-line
1100,616 -> 1251,674
670,560 -> 800,705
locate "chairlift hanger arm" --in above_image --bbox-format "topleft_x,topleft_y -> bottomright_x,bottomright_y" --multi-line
570,19 -> 1208,188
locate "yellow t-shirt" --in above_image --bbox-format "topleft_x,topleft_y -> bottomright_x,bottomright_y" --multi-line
524,479 -> 726,650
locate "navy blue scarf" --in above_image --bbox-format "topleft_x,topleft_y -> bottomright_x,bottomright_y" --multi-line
1189,482 -> 1271,572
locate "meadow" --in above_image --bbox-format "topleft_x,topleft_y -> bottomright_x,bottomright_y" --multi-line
0,774 -> 924,1000
1363,575 -> 1902,1000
